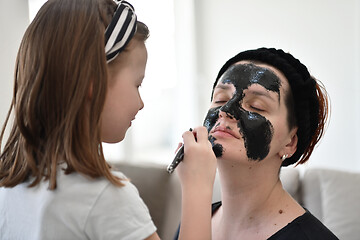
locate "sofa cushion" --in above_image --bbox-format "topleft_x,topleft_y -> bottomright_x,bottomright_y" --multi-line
302,168 -> 323,220
280,167 -> 301,202
319,168 -> 360,240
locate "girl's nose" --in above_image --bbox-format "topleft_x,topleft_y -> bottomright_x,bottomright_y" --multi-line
139,96 -> 144,111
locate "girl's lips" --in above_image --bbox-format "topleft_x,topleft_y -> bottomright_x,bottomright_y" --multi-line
211,126 -> 240,139
129,118 -> 135,127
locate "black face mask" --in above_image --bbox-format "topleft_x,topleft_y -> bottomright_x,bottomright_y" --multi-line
204,64 -> 281,160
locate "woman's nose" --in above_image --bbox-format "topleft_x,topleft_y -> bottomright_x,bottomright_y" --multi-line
218,95 -> 242,120
218,109 -> 226,118
218,108 -> 234,120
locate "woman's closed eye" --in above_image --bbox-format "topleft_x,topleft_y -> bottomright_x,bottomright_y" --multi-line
243,101 -> 266,112
250,105 -> 265,112
212,94 -> 230,106
214,100 -> 228,104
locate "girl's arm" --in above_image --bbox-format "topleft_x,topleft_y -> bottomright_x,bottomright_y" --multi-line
176,126 -> 217,240
145,232 -> 161,240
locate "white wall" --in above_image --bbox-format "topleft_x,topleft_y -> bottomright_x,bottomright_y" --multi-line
1,0 -> 360,172
193,0 -> 360,172
0,0 -> 29,145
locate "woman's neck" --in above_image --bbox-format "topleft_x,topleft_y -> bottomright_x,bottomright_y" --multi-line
213,159 -> 305,239
218,160 -> 284,219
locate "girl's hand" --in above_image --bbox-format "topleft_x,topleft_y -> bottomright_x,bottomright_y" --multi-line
176,126 -> 217,240
176,126 -> 217,193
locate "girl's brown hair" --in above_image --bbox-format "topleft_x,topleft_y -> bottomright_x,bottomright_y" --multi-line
0,0 -> 149,190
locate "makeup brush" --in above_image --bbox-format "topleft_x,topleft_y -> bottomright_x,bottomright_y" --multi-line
166,144 -> 185,174
167,129 -> 223,174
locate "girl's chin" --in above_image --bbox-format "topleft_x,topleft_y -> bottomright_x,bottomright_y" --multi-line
101,132 -> 126,143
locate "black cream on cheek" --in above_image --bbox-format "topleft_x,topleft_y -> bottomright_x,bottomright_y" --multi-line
239,111 -> 274,160
204,64 -> 281,161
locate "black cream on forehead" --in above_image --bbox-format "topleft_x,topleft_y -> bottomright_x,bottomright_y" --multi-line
204,63 -> 282,160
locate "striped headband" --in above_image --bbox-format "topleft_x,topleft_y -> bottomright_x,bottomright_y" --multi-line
105,0 -> 137,63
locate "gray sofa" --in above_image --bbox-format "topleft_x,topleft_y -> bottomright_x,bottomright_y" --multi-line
112,162 -> 360,240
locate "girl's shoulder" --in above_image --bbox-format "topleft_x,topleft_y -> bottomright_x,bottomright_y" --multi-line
56,168 -> 154,227
83,169 -> 156,239
59,167 -> 140,200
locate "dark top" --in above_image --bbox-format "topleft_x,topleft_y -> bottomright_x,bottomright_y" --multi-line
174,201 -> 339,240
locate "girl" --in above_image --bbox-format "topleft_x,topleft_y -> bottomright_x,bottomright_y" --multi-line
0,0 -> 217,239
175,48 -> 338,239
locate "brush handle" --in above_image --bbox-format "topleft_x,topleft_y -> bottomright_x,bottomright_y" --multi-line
166,145 -> 184,174
167,128 -> 196,174
166,145 -> 184,173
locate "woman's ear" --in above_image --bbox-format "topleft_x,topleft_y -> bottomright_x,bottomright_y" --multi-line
279,127 -> 298,159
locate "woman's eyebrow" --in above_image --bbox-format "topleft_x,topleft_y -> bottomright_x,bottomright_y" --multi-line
247,90 -> 280,103
215,83 -> 232,90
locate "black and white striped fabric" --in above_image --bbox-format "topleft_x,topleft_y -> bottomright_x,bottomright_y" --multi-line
105,1 -> 137,63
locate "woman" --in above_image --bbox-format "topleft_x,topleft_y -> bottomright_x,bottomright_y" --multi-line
176,48 -> 338,239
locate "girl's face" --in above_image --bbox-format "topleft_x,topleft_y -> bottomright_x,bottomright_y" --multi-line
101,40 -> 147,143
204,61 -> 297,163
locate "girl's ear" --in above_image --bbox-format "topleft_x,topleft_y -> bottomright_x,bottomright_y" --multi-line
279,127 -> 298,159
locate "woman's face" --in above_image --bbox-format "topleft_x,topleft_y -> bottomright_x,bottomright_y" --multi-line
204,61 -> 297,163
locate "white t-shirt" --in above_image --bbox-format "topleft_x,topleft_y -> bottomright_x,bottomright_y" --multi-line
0,166 -> 157,240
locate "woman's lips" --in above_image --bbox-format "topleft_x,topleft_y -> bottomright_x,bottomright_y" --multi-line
211,126 -> 240,139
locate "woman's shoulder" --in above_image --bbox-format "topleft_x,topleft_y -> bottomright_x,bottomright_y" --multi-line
269,209 -> 339,240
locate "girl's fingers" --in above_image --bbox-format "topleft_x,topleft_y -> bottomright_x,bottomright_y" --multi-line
175,142 -> 183,153
182,126 -> 210,145
182,129 -> 196,145
193,126 -> 209,143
